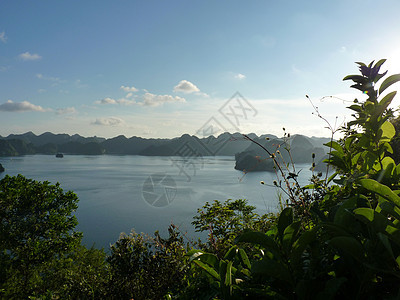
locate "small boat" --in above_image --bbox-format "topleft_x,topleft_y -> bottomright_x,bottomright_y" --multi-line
56,153 -> 64,158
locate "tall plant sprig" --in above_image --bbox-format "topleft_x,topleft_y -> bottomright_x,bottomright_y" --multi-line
242,134 -> 299,204
327,60 -> 400,187
242,134 -> 311,215
306,94 -> 342,183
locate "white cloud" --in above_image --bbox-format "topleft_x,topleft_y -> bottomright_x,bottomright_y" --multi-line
140,92 -> 186,107
126,92 -> 133,98
95,97 -> 136,105
95,97 -> 117,105
0,100 -> 48,112
0,31 -> 7,43
56,107 -> 77,115
36,73 -> 61,82
121,85 -> 138,92
235,73 -> 246,80
19,52 -> 42,61
116,98 -> 136,105
91,117 -> 125,126
173,80 -> 200,94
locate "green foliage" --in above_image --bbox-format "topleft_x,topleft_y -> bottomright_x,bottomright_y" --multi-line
187,60 -> 400,299
0,175 -> 108,299
0,174 -> 83,298
192,199 -> 276,257
107,225 -> 190,299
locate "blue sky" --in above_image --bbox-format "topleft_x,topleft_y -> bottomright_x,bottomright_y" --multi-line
1,0 -> 400,138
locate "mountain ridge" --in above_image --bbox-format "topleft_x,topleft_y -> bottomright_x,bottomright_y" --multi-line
0,132 -> 330,172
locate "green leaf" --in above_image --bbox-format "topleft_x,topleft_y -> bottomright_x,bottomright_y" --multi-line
396,256 -> 400,269
329,236 -> 365,262
235,231 -> 280,256
252,257 -> 293,284
374,58 -> 387,70
355,61 -> 367,67
324,141 -> 344,153
238,248 -> 251,269
343,74 -> 367,83
290,228 -> 317,269
193,260 -> 220,280
381,156 -> 395,169
224,246 -> 238,261
359,179 -> 400,208
351,152 -> 362,166
348,104 -> 362,112
354,207 -> 389,232
282,221 -> 301,251
322,222 -> 353,238
353,207 -> 374,222
194,253 -> 220,270
375,91 -> 397,117
377,232 -> 395,260
187,249 -> 203,260
379,74 -> 400,94
224,260 -> 233,287
334,197 -> 357,226
380,120 -> 396,141
278,207 -> 293,241
379,201 -> 400,220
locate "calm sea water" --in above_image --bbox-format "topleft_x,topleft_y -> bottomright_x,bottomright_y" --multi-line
0,155 -> 315,249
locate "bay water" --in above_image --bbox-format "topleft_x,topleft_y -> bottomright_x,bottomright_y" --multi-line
0,155 -> 316,249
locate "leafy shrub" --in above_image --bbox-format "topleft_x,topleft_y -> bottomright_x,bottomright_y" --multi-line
0,175 -> 108,299
107,225 -> 189,299
192,199 -> 277,257
188,60 -> 400,299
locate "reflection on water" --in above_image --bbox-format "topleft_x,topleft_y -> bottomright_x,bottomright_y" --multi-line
0,155 -> 316,249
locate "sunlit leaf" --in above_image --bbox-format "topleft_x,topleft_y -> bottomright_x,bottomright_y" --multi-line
380,120 -> 396,141
359,179 -> 400,208
193,260 -> 220,280
379,74 -> 400,94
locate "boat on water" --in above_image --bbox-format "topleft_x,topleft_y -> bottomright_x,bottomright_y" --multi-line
55,153 -> 64,158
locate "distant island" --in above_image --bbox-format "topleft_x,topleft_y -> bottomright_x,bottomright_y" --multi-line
0,131 -> 330,172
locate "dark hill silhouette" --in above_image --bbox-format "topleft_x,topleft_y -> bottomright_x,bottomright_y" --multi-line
0,139 -> 35,156
234,134 -> 328,172
0,132 -> 329,165
102,135 -> 169,155
3,132 -> 105,146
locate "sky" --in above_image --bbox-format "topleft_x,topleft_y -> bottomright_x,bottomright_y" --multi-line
1,0 -> 400,139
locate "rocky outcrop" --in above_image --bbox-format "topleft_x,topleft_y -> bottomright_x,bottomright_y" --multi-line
234,135 -> 329,172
